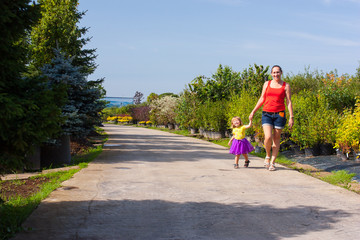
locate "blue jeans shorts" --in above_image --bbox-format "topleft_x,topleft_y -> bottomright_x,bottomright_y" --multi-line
262,111 -> 286,129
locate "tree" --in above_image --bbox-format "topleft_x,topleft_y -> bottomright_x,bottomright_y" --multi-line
133,91 -> 144,105
147,92 -> 159,103
30,0 -> 97,75
150,96 -> 178,125
240,64 -> 269,96
41,50 -> 106,139
0,0 -> 64,173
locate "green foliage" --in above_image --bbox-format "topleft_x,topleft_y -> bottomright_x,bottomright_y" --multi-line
197,100 -> 227,132
158,92 -> 179,98
319,73 -> 356,112
146,92 -> 159,103
335,98 -> 360,153
175,91 -> 199,128
226,89 -> 259,136
283,66 -> 323,95
0,1 -> 65,173
290,91 -> 339,148
30,0 -> 96,75
320,170 -> 356,186
188,65 -> 242,102
240,64 -> 270,96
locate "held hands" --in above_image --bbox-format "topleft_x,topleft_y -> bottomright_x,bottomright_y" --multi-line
244,120 -> 252,129
249,112 -> 254,121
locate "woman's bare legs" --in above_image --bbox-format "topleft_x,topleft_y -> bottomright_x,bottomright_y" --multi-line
263,125 -> 273,165
271,129 -> 283,164
263,125 -> 282,170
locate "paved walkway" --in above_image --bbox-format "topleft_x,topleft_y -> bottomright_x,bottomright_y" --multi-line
14,124 -> 360,240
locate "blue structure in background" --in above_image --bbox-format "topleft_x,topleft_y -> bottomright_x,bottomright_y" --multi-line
104,97 -> 134,107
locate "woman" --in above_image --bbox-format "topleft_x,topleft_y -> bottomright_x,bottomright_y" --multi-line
249,65 -> 294,171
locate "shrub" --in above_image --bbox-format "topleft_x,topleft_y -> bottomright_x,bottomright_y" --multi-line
149,96 -> 179,125
335,99 -> 360,153
197,100 -> 227,132
226,89 -> 259,136
130,105 -> 150,123
320,73 -> 356,112
175,91 -> 199,129
290,91 -> 339,149
284,67 -> 322,95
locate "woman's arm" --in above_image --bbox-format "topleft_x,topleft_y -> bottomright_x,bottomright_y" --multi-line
285,82 -> 294,129
249,82 -> 268,121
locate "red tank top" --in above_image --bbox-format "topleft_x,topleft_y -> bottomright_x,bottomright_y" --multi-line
263,80 -> 286,112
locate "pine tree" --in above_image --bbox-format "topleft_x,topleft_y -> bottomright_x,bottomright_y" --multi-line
42,50 -> 106,139
0,0 -> 64,173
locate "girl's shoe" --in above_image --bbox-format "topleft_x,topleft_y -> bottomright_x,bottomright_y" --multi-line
233,164 -> 239,169
264,156 -> 270,169
269,163 -> 276,171
244,161 -> 250,168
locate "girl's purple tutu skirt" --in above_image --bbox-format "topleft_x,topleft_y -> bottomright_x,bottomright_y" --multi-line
229,138 -> 254,155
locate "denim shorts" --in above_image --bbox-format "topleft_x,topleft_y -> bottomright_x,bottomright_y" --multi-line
262,111 -> 286,129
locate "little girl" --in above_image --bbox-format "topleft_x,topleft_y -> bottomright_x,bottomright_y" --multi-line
228,116 -> 254,168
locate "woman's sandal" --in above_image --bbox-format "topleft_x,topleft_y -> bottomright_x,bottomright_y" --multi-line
233,164 -> 239,169
268,163 -> 276,171
264,156 -> 270,169
244,161 -> 250,168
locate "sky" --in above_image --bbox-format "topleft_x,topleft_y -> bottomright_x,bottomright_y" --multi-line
78,0 -> 360,98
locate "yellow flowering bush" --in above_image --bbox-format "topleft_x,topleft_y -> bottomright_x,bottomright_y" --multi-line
106,115 -> 133,123
335,99 -> 360,153
106,116 -> 118,122
118,115 -> 133,123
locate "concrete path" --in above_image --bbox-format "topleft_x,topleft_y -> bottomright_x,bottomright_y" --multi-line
14,124 -> 360,240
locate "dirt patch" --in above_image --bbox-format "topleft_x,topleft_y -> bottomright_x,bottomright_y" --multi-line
0,177 -> 50,201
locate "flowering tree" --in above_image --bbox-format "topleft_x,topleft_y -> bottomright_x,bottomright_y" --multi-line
150,96 -> 179,125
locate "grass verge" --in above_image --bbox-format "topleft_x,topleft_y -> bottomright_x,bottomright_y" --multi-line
0,129 -> 107,240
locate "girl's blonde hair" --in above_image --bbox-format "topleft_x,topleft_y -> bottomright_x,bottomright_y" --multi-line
231,116 -> 243,128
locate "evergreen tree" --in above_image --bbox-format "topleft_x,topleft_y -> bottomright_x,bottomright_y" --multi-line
30,0 -> 97,75
42,50 -> 106,139
0,1 -> 64,173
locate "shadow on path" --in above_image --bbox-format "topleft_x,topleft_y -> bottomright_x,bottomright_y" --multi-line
18,199 -> 349,240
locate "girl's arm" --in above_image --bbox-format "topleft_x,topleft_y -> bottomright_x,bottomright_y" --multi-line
244,120 -> 252,129
285,82 -> 294,129
228,136 -> 234,146
249,82 -> 268,121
